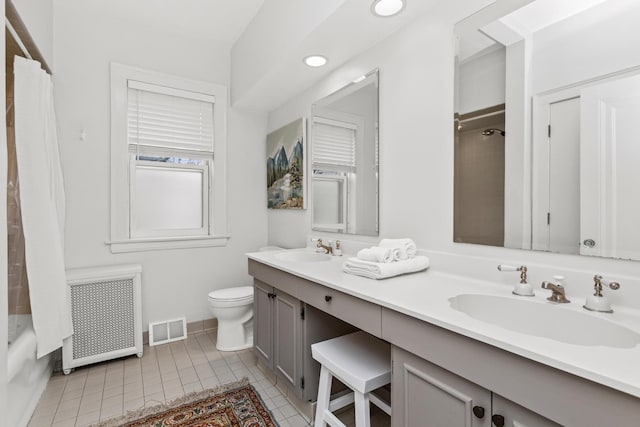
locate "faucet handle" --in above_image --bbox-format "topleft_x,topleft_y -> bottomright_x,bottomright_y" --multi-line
333,240 -> 343,256
498,265 -> 533,296
592,275 -> 620,296
585,275 -> 620,313
497,265 -> 528,284
593,274 -> 621,293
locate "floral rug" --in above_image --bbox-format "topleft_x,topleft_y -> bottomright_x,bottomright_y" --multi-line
91,378 -> 279,427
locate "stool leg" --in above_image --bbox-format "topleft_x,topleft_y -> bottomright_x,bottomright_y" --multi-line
314,366 -> 333,427
354,391 -> 371,427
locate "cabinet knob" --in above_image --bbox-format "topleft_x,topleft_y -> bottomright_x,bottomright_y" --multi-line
267,292 -> 276,299
492,414 -> 505,427
472,406 -> 485,419
325,295 -> 332,302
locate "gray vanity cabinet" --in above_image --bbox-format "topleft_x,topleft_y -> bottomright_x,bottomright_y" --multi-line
253,279 -> 304,395
392,347 -> 560,427
250,261 -> 359,402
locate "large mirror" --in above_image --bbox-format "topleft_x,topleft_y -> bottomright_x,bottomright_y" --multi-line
311,69 -> 379,236
454,0 -> 640,261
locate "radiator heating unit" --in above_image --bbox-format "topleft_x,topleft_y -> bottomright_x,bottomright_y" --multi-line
62,264 -> 143,374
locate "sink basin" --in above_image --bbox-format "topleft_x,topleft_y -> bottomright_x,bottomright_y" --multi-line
274,250 -> 332,263
449,294 -> 640,348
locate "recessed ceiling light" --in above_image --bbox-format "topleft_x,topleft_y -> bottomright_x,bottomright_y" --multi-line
304,55 -> 328,67
371,0 -> 406,17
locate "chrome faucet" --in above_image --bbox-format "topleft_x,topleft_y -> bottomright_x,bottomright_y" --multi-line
541,278 -> 570,304
316,238 -> 333,255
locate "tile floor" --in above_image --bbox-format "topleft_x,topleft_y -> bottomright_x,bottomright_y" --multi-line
27,331 -> 390,427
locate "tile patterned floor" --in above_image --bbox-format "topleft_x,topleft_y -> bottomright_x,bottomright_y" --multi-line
27,331 -> 390,427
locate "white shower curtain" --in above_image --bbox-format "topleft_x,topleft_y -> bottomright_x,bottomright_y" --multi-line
13,57 -> 73,358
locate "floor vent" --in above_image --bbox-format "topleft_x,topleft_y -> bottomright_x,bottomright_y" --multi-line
63,264 -> 143,374
149,317 -> 187,346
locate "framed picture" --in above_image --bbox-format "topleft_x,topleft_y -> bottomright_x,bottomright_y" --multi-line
266,118 -> 306,209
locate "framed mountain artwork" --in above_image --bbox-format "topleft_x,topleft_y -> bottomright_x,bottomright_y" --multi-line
266,118 -> 306,209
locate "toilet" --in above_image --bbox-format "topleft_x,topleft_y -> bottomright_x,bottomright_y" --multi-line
208,286 -> 254,351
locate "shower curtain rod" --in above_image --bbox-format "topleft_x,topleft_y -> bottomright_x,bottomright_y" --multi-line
4,0 -> 52,74
5,18 -> 32,60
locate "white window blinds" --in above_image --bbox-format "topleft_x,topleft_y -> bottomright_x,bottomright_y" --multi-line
127,80 -> 215,153
312,117 -> 356,171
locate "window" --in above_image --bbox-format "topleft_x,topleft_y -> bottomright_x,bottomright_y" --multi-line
311,117 -> 357,232
110,63 -> 228,252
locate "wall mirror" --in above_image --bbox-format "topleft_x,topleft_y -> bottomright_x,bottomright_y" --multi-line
311,69 -> 379,236
454,0 -> 640,261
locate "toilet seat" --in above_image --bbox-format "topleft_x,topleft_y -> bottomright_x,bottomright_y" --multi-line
208,286 -> 253,303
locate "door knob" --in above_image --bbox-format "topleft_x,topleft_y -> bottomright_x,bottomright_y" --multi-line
492,414 -> 505,427
472,406 -> 485,418
583,239 -> 596,248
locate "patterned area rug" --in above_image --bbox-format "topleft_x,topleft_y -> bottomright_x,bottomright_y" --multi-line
91,378 -> 279,427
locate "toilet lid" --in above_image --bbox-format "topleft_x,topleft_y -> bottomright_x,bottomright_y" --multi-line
208,286 -> 253,302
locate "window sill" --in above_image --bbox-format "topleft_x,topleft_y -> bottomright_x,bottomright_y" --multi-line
107,235 -> 230,253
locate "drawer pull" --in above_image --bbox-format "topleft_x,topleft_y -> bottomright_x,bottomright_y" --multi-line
472,406 -> 485,419
325,295 -> 333,302
492,414 -> 505,427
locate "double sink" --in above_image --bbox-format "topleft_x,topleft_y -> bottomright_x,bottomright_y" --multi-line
270,248 -> 640,350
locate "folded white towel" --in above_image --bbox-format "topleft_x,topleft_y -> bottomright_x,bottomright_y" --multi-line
342,256 -> 430,279
356,247 -> 394,263
378,238 -> 417,260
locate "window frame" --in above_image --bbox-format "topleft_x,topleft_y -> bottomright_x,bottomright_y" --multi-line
109,63 -> 228,253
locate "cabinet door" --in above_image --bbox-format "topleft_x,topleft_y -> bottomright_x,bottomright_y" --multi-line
392,346 -> 491,427
254,280 -> 273,368
274,290 -> 303,391
491,394 -> 561,427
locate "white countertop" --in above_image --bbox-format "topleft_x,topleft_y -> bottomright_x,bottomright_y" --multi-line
247,249 -> 640,399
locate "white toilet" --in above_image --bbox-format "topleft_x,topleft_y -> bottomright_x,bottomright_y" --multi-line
207,286 -> 254,351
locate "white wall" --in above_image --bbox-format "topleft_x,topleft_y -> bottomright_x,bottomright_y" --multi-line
532,0 -> 640,94
11,0 -> 53,69
268,0 -> 640,308
457,46 -> 506,114
53,1 -> 268,328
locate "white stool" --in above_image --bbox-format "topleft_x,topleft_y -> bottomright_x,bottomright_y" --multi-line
311,331 -> 391,427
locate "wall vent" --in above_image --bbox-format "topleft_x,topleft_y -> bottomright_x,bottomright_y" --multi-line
149,317 -> 187,346
62,264 -> 143,374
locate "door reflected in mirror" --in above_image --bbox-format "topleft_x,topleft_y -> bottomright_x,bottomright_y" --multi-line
311,69 -> 379,236
454,0 -> 640,261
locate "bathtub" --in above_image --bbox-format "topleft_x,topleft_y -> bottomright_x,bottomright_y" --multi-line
8,314 -> 53,427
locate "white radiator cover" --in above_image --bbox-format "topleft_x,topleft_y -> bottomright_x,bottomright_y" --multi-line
62,264 -> 143,374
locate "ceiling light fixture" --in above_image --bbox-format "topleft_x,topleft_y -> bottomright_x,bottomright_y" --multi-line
371,0 -> 406,17
304,55 -> 328,67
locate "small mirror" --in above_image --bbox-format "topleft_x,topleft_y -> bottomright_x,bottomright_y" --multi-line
311,70 -> 379,236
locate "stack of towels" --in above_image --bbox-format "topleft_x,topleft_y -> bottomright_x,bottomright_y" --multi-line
342,238 -> 430,279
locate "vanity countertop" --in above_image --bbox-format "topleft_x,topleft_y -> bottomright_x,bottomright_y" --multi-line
247,249 -> 640,399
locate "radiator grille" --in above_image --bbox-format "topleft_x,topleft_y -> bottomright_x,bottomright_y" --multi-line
70,278 -> 135,359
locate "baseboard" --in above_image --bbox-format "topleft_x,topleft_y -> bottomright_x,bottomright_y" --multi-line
142,318 -> 218,345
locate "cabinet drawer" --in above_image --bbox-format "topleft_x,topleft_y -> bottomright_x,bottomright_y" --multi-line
248,259 -> 382,336
298,281 -> 382,337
